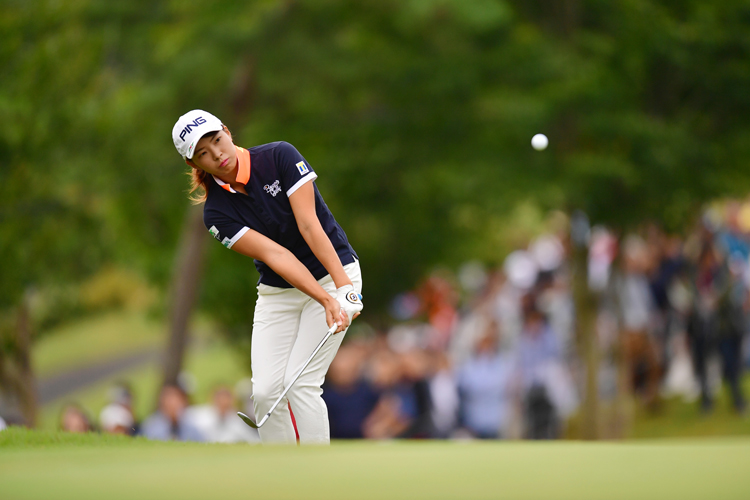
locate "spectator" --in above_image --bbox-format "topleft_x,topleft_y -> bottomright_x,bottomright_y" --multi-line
428,351 -> 459,438
398,349 -> 434,438
449,269 -> 505,367
615,235 -> 661,407
717,202 -> 750,261
322,344 -> 379,439
418,273 -> 460,350
535,270 -> 575,360
60,403 -> 93,433
456,323 -> 513,439
687,243 -> 723,413
105,381 -> 139,436
362,350 -> 415,439
649,234 -> 685,371
141,384 -> 204,442
515,296 -> 576,439
715,254 -> 747,413
99,404 -> 134,435
188,385 -> 260,443
661,310 -> 700,402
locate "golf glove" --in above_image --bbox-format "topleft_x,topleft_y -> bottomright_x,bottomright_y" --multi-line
336,284 -> 363,322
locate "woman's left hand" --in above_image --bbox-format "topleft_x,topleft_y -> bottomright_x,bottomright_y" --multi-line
324,297 -> 349,333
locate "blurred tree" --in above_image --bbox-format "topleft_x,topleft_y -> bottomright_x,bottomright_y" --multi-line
2,0 -> 750,408
161,206 -> 207,388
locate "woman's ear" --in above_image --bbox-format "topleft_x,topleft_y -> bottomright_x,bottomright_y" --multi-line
185,158 -> 197,168
222,124 -> 233,141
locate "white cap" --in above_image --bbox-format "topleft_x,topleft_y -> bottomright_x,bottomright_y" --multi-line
503,250 -> 539,290
99,404 -> 134,432
172,109 -> 223,159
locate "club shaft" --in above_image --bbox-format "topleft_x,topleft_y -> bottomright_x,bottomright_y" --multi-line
256,323 -> 337,428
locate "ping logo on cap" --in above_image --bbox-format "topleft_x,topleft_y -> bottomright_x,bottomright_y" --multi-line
179,117 -> 207,141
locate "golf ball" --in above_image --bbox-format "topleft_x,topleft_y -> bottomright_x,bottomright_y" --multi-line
531,134 -> 548,151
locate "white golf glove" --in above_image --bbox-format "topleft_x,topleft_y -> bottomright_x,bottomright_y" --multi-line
336,284 -> 363,322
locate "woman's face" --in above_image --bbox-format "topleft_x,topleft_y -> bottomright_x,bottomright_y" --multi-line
190,128 -> 237,177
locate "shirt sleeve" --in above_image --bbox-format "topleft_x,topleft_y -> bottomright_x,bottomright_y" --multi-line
204,208 -> 249,249
274,142 -> 318,197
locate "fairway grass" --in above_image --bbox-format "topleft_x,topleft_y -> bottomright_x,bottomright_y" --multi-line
1,429 -> 749,500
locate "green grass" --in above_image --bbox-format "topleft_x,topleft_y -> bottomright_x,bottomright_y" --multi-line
1,429 -> 749,500
0,427 -> 148,447
632,386 -> 750,439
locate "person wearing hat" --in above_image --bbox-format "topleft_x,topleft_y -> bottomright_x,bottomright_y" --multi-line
99,404 -> 135,436
172,110 -> 363,444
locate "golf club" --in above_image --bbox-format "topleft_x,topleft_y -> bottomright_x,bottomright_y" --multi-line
238,322 -> 338,429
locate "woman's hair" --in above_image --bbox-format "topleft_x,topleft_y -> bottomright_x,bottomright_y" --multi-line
188,166 -> 210,204
186,127 -> 229,204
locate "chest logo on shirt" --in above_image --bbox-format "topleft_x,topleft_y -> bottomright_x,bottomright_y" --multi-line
264,180 -> 282,197
296,161 -> 309,175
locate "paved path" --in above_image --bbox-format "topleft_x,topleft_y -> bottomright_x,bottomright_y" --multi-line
37,349 -> 161,405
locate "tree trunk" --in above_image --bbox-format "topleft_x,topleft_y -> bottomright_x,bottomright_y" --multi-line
572,244 -> 599,440
162,205 -> 208,388
611,330 -> 632,439
16,291 -> 37,427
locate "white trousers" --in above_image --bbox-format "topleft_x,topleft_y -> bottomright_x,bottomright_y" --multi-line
251,260 -> 362,444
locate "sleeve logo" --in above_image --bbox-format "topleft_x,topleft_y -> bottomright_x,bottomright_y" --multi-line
296,161 -> 309,175
222,237 -> 231,247
208,226 -> 221,241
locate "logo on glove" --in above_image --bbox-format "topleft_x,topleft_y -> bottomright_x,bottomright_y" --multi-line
346,291 -> 361,305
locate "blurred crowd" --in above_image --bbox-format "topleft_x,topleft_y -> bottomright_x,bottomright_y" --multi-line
321,201 -> 750,440
55,380 -> 260,443
42,201 -> 750,441
324,233 -> 578,440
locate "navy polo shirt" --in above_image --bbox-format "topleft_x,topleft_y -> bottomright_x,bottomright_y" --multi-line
203,141 -> 357,288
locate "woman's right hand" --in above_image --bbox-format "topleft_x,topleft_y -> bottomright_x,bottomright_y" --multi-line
324,297 -> 349,333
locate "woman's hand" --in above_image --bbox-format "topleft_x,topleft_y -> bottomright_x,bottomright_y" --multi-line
323,296 -> 349,333
336,284 -> 363,323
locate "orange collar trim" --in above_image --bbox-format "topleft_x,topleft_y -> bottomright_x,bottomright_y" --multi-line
214,147 -> 251,193
235,146 -> 251,185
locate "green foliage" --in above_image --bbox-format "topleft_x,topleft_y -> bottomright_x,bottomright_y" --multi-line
2,0 -> 750,337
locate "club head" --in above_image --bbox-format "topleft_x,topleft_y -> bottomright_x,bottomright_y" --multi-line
237,411 -> 259,429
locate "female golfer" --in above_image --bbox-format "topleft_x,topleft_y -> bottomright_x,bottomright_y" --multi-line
172,109 -> 362,444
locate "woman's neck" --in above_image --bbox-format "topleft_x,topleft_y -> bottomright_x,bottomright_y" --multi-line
210,168 -> 247,195
214,165 -> 238,186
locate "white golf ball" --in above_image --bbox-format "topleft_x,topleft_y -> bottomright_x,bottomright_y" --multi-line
531,133 -> 548,151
